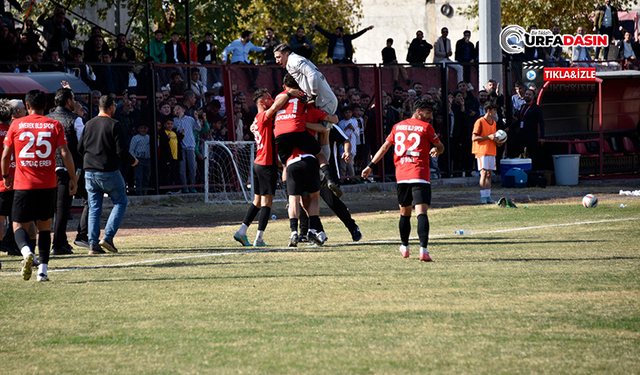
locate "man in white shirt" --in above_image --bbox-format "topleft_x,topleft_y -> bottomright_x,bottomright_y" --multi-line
222,31 -> 265,91
274,43 -> 338,158
433,27 -> 464,86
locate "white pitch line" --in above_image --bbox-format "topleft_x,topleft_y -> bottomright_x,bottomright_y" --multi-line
1,217 -> 638,277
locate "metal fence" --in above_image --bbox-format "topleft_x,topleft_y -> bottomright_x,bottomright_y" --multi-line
2,57 -> 639,195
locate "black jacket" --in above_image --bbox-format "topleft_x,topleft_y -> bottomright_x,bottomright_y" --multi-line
314,24 -> 370,61
406,38 -> 433,64
197,41 -> 217,64
47,106 -> 81,169
165,42 -> 186,64
455,39 -> 476,62
78,116 -> 136,172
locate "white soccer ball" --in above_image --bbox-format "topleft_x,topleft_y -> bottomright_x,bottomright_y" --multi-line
494,129 -> 508,142
582,194 -> 598,208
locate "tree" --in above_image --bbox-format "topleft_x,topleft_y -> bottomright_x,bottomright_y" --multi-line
459,0 -> 638,35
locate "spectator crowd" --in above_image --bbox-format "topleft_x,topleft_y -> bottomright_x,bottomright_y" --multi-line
0,2 -> 639,194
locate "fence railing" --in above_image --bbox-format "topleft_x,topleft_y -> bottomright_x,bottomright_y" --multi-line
2,57 -> 638,195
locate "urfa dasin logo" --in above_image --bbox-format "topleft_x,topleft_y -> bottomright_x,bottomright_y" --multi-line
500,25 -> 608,54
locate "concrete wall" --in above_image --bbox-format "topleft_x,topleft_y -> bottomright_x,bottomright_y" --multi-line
352,0 -> 478,64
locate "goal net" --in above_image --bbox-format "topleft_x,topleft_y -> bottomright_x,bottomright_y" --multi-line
204,141 -> 287,203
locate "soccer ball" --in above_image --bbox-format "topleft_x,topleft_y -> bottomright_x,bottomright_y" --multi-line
494,129 -> 508,142
582,194 -> 598,208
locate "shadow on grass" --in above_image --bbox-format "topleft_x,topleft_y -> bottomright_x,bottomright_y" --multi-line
64,272 -> 338,284
433,238 -> 608,246
486,256 -> 640,262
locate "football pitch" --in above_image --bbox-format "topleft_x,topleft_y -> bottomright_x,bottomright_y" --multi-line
1,193 -> 639,374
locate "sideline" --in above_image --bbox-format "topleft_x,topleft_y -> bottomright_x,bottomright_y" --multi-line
1,217 -> 638,277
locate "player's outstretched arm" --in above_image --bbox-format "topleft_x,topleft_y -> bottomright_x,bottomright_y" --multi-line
305,122 -> 328,134
1,145 -> 13,189
361,140 -> 392,178
58,144 -> 78,195
322,113 -> 339,124
342,140 -> 352,163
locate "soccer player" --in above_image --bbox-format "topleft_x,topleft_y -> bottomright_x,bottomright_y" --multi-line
298,125 -> 362,243
472,101 -> 503,204
274,45 -> 338,170
362,98 -> 443,262
1,90 -> 77,281
273,74 -> 341,196
233,87 -> 301,247
285,145 -> 324,247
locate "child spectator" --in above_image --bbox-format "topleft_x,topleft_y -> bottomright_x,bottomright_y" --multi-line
472,101 -> 503,204
193,111 -> 211,187
129,124 -> 151,195
214,86 -> 226,117
173,104 -> 201,193
209,113 -> 227,141
338,105 -> 358,179
158,117 -> 183,192
352,106 -> 366,171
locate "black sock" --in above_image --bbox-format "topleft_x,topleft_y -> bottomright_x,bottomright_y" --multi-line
242,204 -> 261,226
257,206 -> 271,231
38,231 -> 51,265
399,215 -> 411,246
15,228 -> 30,251
289,218 -> 299,232
320,165 -> 333,181
417,214 -> 429,248
309,215 -> 320,232
29,238 -> 37,253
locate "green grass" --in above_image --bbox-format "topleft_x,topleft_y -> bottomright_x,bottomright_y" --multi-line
1,198 -> 639,374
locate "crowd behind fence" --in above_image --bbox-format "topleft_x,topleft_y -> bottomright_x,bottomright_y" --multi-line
3,57 -> 640,195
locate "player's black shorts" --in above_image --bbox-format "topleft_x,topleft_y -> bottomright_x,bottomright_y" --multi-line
397,183 -> 432,207
12,188 -> 56,223
275,131 -> 321,164
253,164 -> 277,196
0,190 -> 14,216
286,157 -> 320,196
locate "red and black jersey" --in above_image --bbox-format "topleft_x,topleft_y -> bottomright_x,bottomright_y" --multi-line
4,114 -> 66,190
274,92 -> 328,137
386,118 -> 439,184
250,112 -> 276,166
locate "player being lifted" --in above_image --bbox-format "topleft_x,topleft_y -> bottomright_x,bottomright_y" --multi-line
274,45 -> 341,196
273,74 -> 338,179
362,98 -> 443,262
233,87 -> 301,247
2,90 -> 77,281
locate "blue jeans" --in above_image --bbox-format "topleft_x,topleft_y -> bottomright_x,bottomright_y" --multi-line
180,149 -> 197,187
85,171 -> 128,245
133,158 -> 151,195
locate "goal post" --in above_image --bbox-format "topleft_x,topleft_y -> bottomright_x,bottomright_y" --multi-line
204,141 -> 287,204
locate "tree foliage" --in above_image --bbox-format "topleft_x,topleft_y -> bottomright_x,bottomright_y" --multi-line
459,0 -> 638,34
13,0 -> 361,62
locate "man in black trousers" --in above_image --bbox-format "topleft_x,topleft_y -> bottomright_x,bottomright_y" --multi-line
47,88 -> 82,255
299,126 -> 362,243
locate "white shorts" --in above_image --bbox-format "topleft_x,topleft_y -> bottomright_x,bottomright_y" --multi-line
476,155 -> 496,171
